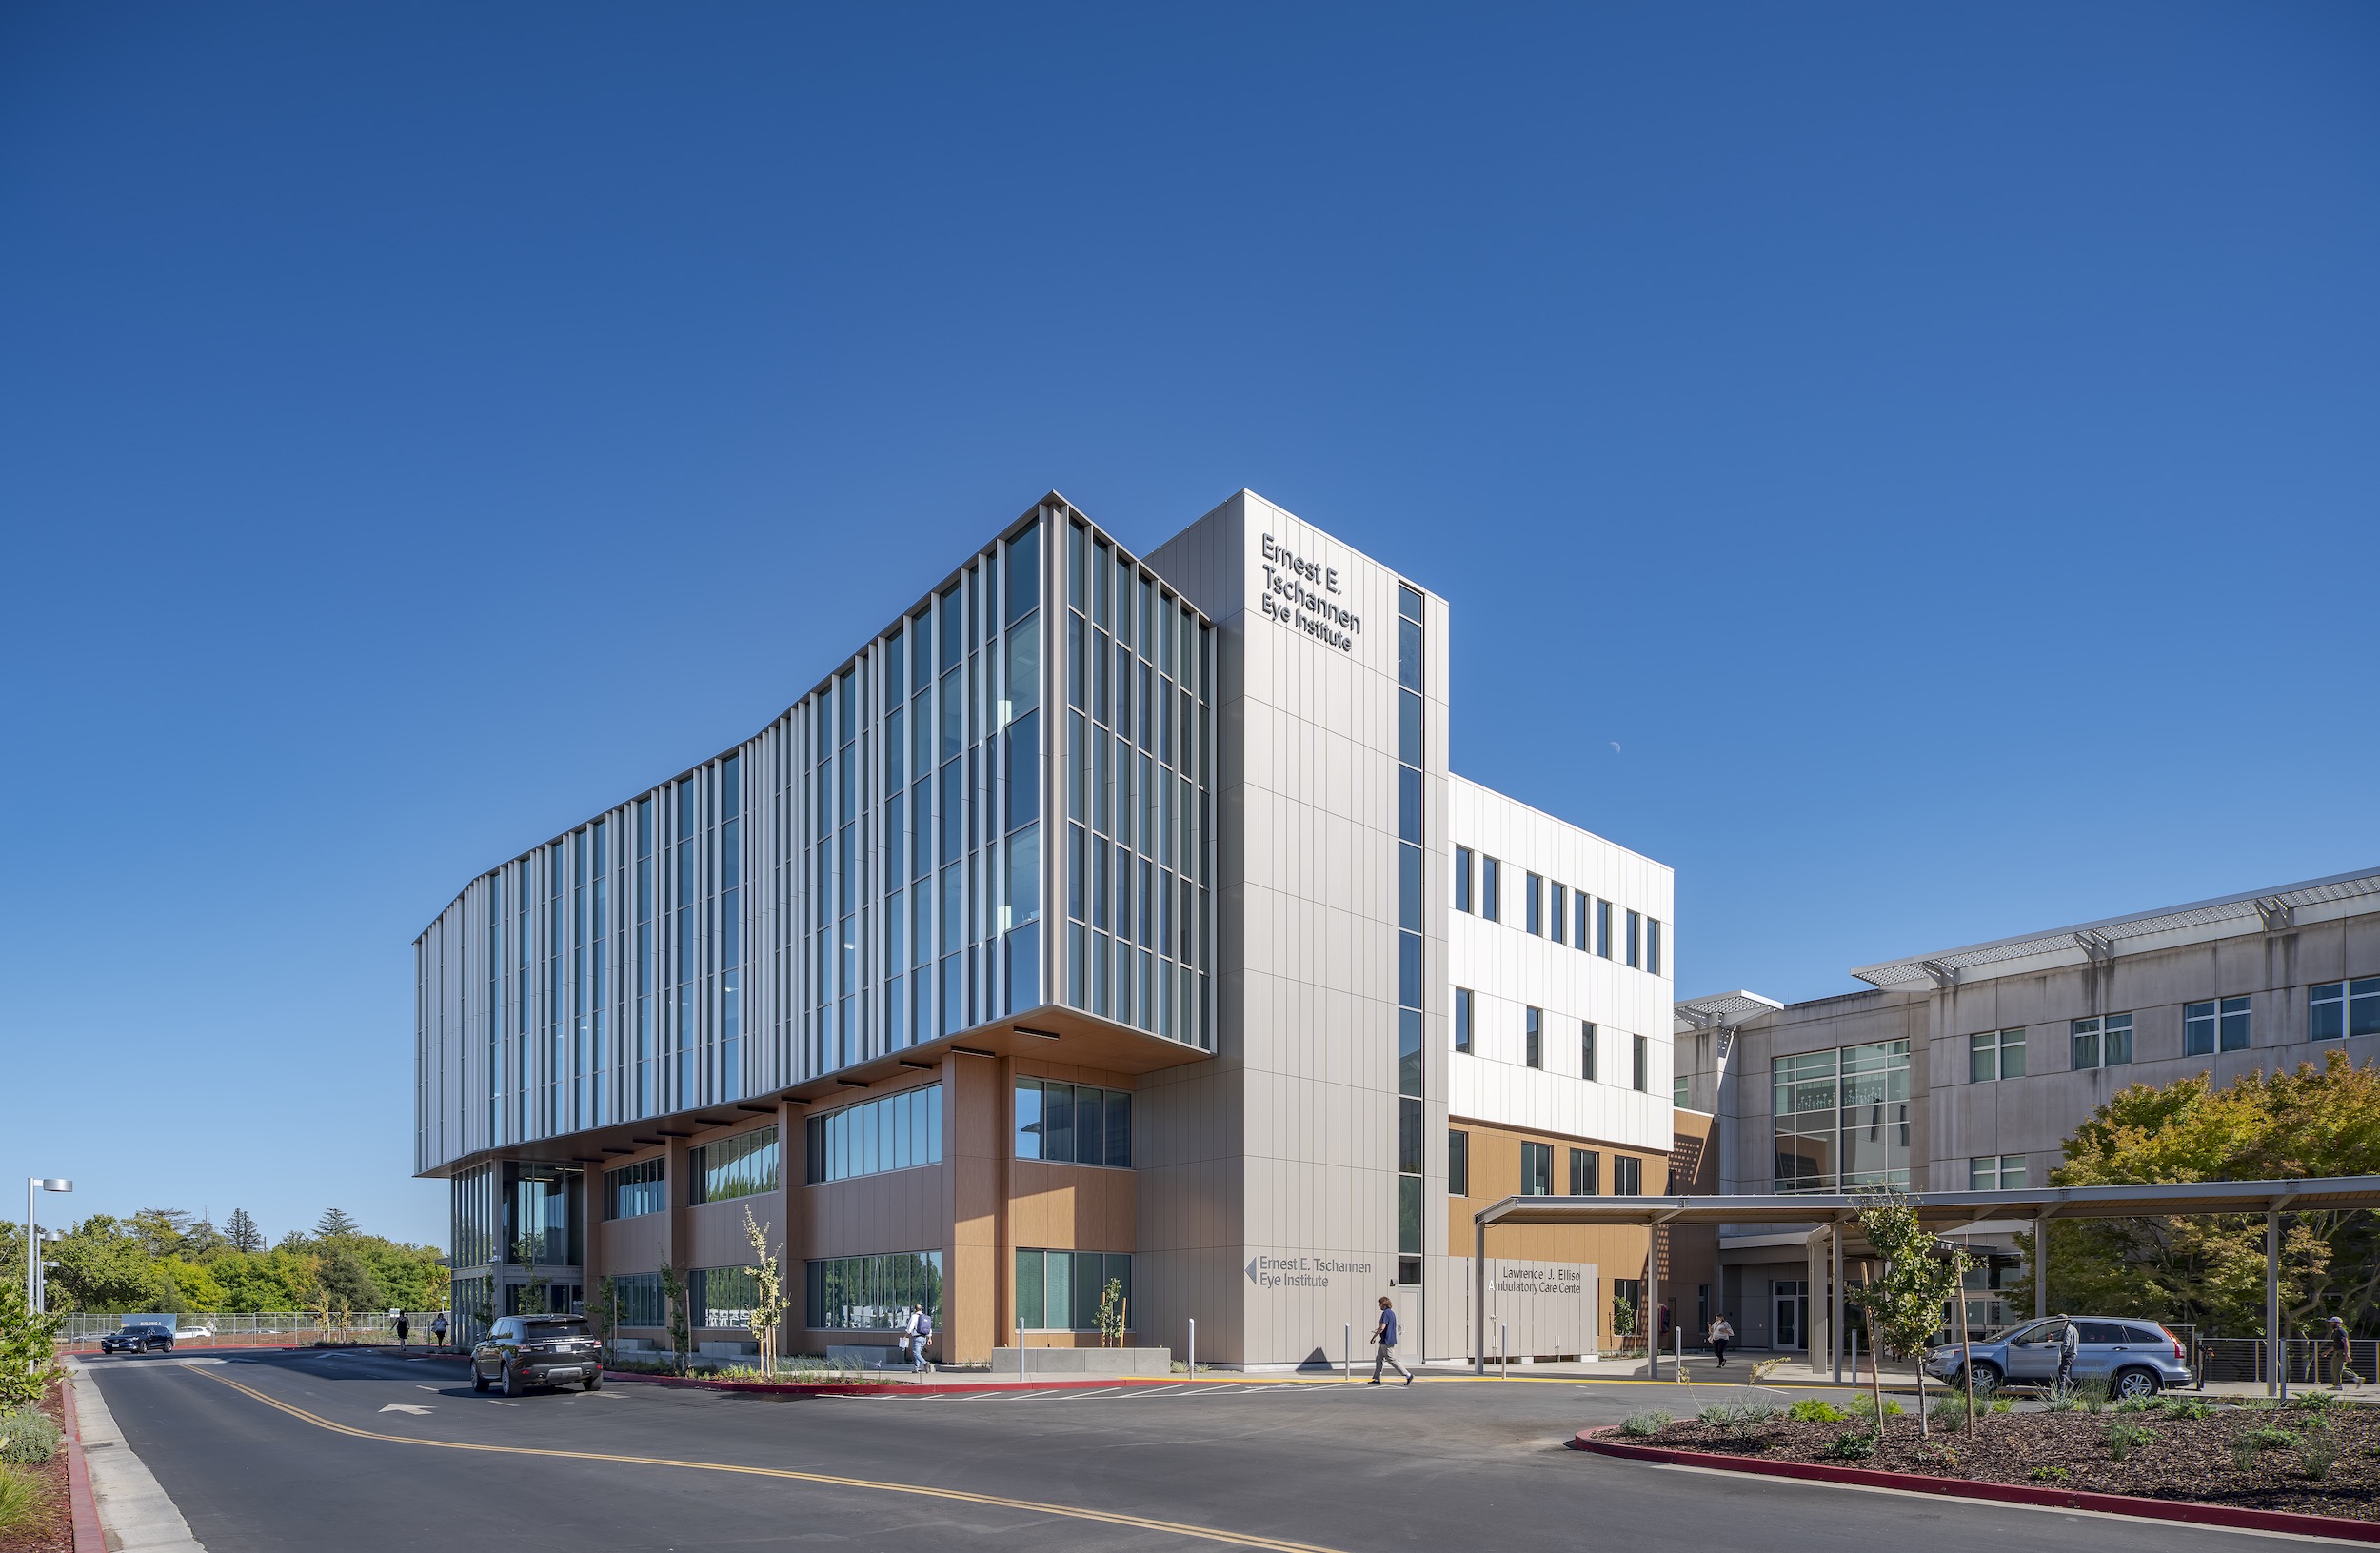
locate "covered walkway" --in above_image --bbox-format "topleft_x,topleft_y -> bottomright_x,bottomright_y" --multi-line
1472,1174 -> 2380,1393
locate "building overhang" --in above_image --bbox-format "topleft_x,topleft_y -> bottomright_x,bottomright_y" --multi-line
415,1004 -> 1212,1181
1474,1174 -> 2380,1230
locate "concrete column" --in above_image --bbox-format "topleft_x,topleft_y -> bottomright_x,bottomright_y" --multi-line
2266,1209 -> 2282,1398
1473,1217 -> 1486,1374
2033,1215 -> 2050,1321
1645,1226 -> 1661,1381
581,1167 -> 604,1311
1830,1221 -> 1844,1384
778,1099 -> 804,1362
665,1135 -> 693,1349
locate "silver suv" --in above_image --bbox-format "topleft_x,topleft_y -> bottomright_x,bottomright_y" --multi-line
1925,1316 -> 2192,1400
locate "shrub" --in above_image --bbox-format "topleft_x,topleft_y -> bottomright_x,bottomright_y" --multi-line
2292,1389 -> 2345,1415
1787,1398 -> 1848,1423
1988,1398 -> 2013,1414
2242,1424 -> 2300,1450
2075,1376 -> 2112,1414
2029,1465 -> 2071,1483
2299,1427 -> 2341,1482
2161,1400 -> 2212,1421
1846,1392 -> 1903,1419
2228,1435 -> 2262,1474
1698,1404 -> 1746,1429
0,1408 -> 60,1466
1619,1411 -> 1671,1438
1909,1440 -> 1958,1470
2044,1381 -> 2082,1413
1929,1393 -> 1973,1426
2100,1420 -> 2153,1463
0,1463 -> 46,1539
1819,1429 -> 1876,1461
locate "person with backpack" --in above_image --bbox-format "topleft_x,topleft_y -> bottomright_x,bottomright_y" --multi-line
907,1304 -> 933,1373
430,1310 -> 449,1350
1368,1295 -> 1412,1385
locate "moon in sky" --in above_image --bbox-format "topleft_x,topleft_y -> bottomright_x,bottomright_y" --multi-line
1610,741 -> 1621,754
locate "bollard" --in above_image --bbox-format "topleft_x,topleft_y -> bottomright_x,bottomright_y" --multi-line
1345,1323 -> 1352,1382
1019,1322 -> 1026,1384
1188,1317 -> 1196,1377
1501,1323 -> 1509,1381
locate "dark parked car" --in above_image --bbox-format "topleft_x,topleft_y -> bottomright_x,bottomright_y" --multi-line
1925,1315 -> 2192,1399
471,1315 -> 603,1396
99,1323 -> 175,1355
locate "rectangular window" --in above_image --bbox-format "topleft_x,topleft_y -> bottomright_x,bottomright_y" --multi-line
687,1127 -> 780,1205
1647,918 -> 1662,976
2071,1013 -> 2133,1069
1480,857 -> 1501,923
2186,995 -> 2252,1054
1454,846 -> 1473,912
609,1271 -> 665,1328
1525,873 -> 1542,935
1014,1248 -> 1132,1332
1568,1147 -> 1599,1196
1520,1141 -> 1553,1196
805,1085 -> 944,1184
603,1158 -> 665,1220
2311,978 -> 2380,1040
1968,1027 -> 2026,1082
1525,1006 -> 1542,1068
1971,1154 -> 2030,1191
1448,1130 -> 1469,1196
1614,1155 -> 1642,1196
1597,899 -> 1612,958
1625,909 -> 1641,968
1547,883 -> 1565,946
1632,1032 -> 1649,1093
1580,1021 -> 1597,1082
805,1250 -> 943,1332
1012,1078 -> 1131,1167
1454,987 -> 1473,1053
1573,896 -> 1589,951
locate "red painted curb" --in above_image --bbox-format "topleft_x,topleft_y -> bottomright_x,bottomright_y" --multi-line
59,1372 -> 105,1553
602,1368 -> 1209,1398
1570,1427 -> 2380,1543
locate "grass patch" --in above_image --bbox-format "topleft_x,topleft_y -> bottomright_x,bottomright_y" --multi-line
2100,1420 -> 2153,1463
0,1462 -> 49,1538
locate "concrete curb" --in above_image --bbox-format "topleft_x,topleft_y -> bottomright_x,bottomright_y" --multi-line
1570,1426 -> 2380,1543
58,1368 -> 104,1553
64,1359 -> 208,1551
602,1368 -> 1195,1397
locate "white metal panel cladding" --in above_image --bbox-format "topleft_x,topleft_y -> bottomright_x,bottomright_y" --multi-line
413,499 -> 1218,1175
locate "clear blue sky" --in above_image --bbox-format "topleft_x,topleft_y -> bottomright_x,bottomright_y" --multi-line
4,4 -> 2374,1250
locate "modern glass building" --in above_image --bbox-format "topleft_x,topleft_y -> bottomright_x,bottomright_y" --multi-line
415,490 -> 1676,1364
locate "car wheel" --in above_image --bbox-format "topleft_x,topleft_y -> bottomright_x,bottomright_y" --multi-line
472,1365 -> 490,1393
502,1363 -> 523,1398
1965,1362 -> 2001,1397
2113,1367 -> 2160,1400
583,1374 -> 602,1392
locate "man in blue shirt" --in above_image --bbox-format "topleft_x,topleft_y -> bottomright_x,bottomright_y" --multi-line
1369,1295 -> 1413,1385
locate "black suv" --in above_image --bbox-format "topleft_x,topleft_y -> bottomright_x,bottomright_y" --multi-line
99,1323 -> 175,1355
471,1315 -> 603,1396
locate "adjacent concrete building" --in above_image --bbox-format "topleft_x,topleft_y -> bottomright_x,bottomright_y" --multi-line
413,489 -> 1677,1366
1676,868 -> 2380,1353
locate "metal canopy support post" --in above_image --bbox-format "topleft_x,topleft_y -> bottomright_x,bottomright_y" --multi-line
1646,1224 -> 1661,1382
2033,1214 -> 2051,1321
1474,1217 -> 1487,1375
1830,1220 -> 1845,1384
2267,1208 -> 2282,1398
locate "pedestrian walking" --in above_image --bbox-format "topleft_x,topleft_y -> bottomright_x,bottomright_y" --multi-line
394,1312 -> 411,1348
1368,1295 -> 1412,1385
907,1304 -> 934,1374
431,1310 -> 449,1350
2055,1316 -> 2078,1392
2329,1315 -> 2353,1388
1707,1314 -> 1735,1369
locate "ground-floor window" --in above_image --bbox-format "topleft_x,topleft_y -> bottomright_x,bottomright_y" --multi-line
806,1251 -> 943,1332
692,1265 -> 761,1328
1017,1248 -> 1131,1332
605,1271 -> 665,1327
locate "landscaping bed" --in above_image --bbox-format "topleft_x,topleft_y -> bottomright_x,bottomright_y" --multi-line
0,1383 -> 71,1553
1608,1393 -> 2380,1524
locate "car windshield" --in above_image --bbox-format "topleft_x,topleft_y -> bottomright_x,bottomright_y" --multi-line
523,1319 -> 592,1339
2002,1321 -> 2059,1344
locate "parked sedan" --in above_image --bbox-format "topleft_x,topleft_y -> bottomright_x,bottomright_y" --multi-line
470,1315 -> 604,1397
99,1323 -> 175,1355
1926,1316 -> 2192,1399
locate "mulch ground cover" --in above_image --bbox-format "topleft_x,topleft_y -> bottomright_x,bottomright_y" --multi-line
0,1383 -> 72,1553
1627,1396 -> 2380,1523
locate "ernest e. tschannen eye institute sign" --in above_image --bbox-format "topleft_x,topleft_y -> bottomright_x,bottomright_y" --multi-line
1258,532 -> 1362,654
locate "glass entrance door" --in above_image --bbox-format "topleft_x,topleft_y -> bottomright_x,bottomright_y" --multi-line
1773,1280 -> 1809,1350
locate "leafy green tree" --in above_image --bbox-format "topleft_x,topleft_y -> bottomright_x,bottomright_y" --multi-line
316,1244 -> 381,1312
2014,1051 -> 2380,1336
157,1258 -> 226,1313
275,1230 -> 311,1253
223,1210 -> 266,1255
181,1219 -> 228,1259
0,1281 -> 63,1407
47,1218 -> 167,1314
314,1208 -> 362,1241
208,1249 -> 320,1312
660,1261 -> 692,1377
1848,1189 -> 1971,1440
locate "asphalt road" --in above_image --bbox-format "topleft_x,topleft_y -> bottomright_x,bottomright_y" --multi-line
81,1350 -> 2287,1552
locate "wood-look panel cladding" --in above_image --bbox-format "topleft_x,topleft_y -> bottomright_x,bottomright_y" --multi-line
1450,1115 -> 1661,1274
599,1210 -> 666,1274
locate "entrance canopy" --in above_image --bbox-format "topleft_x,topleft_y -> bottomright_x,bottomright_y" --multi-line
1469,1175 -> 2380,1387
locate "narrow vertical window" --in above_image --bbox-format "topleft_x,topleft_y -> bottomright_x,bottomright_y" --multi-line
1625,909 -> 1641,968
1481,857 -> 1501,923
1580,1021 -> 1597,1082
1525,1006 -> 1542,1069
1632,1032 -> 1648,1093
1455,988 -> 1473,1053
1454,846 -> 1473,913
1525,874 -> 1542,936
1597,899 -> 1612,958
1448,1130 -> 1469,1196
1646,918 -> 1662,976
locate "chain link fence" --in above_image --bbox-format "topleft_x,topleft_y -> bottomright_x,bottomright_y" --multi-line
55,1311 -> 455,1350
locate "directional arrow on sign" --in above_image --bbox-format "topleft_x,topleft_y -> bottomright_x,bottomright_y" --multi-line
378,1404 -> 433,1415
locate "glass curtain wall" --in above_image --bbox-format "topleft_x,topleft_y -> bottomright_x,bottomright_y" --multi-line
1058,517 -> 1214,1047
1771,1041 -> 1912,1192
1395,583 -> 1426,1286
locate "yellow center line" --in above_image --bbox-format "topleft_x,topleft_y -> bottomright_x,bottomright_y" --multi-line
194,1368 -> 1342,1553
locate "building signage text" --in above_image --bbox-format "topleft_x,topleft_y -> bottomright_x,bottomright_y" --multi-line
1259,533 -> 1361,655
1490,1264 -> 1583,1297
1245,1252 -> 1375,1290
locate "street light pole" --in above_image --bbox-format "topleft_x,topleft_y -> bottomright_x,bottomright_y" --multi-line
25,1178 -> 73,1313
